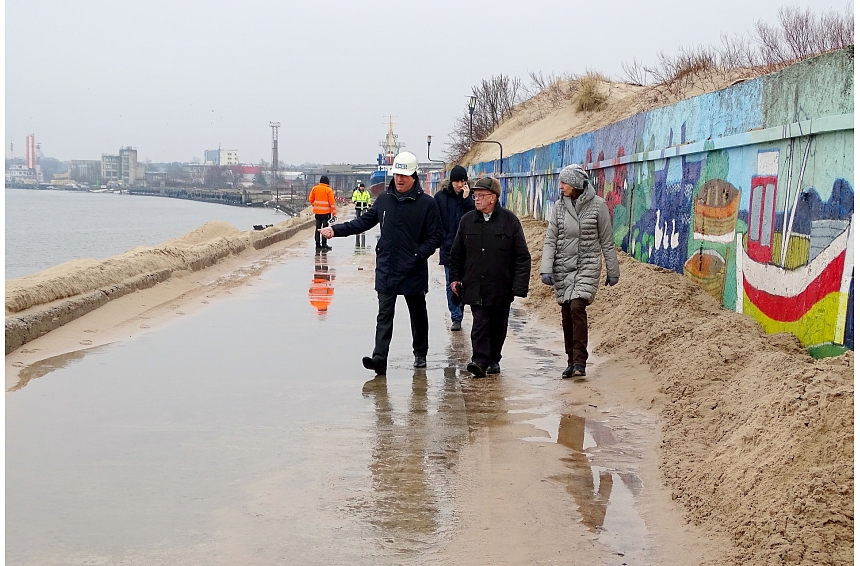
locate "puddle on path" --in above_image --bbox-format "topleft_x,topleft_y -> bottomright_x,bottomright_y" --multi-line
5,235 -> 520,564
518,407 -> 653,563
7,233 -> 656,564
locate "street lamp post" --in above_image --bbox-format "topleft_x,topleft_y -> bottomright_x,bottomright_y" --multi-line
426,135 -> 447,193
467,95 -> 503,175
426,135 -> 446,167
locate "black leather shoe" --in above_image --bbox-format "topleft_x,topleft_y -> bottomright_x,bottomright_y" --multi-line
362,356 -> 386,375
562,365 -> 574,378
572,365 -> 586,377
451,320 -> 462,331
487,362 -> 500,375
413,356 -> 427,368
466,362 -> 487,377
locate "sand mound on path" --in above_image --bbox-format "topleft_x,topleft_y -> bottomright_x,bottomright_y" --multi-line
519,217 -> 853,566
6,218 -> 304,315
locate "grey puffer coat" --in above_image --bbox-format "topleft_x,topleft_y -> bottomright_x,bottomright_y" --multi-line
540,184 -> 620,305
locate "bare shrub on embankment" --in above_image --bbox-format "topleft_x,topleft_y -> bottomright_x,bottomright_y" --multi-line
445,74 -> 523,163
620,5 -> 854,107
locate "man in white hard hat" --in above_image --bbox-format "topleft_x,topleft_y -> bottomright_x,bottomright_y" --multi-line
319,151 -> 443,375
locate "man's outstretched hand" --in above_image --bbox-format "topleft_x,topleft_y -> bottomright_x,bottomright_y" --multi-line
318,227 -> 334,239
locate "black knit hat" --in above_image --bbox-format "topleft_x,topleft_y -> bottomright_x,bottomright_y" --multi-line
320,175 -> 330,185
450,165 -> 468,183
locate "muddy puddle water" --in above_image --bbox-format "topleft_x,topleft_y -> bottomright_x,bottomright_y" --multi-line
7,236 -> 656,565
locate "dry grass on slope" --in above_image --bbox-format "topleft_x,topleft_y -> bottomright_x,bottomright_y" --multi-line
518,216 -> 854,566
461,69 -> 753,167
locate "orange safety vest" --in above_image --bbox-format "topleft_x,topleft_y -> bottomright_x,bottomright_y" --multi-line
308,183 -> 337,215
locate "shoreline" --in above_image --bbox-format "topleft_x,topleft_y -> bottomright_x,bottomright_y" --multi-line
5,215 -> 314,357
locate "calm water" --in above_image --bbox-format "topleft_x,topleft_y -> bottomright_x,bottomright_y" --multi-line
5,188 -> 286,279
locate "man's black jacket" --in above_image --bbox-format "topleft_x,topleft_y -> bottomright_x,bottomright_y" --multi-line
434,179 -> 475,266
449,204 -> 531,306
332,178 -> 443,295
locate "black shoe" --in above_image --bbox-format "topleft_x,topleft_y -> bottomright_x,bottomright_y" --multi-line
466,362 -> 487,377
322,245 -> 333,251
315,245 -> 323,250
451,320 -> 462,331
487,362 -> 500,375
562,365 -> 574,378
572,365 -> 586,377
413,356 -> 427,368
362,356 -> 386,375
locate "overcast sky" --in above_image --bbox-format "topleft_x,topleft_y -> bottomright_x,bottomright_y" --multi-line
5,0 -> 853,165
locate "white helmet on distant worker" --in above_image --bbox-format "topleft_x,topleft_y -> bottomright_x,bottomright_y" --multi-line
391,151 -> 418,176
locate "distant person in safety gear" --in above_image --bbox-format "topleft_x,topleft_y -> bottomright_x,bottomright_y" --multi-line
434,164 -> 475,332
449,176 -> 531,377
318,151 -> 443,375
540,164 -> 619,379
309,175 -> 337,251
352,182 -> 371,218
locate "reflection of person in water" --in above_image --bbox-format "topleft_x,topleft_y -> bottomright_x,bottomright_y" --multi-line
308,252 -> 336,316
361,374 -> 437,537
556,414 -> 613,531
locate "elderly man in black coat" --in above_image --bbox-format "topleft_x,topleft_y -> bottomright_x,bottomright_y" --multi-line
318,151 -> 443,375
449,176 -> 531,377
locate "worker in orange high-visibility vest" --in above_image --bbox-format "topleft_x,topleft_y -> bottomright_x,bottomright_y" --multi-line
308,176 -> 337,251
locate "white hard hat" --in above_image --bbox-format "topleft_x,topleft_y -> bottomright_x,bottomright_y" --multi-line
391,151 -> 418,176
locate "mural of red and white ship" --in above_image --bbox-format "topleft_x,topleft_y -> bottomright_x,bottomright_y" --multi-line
737,148 -> 854,351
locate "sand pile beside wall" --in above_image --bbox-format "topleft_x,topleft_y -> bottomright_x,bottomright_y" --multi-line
6,216 -> 313,353
519,217 -> 853,566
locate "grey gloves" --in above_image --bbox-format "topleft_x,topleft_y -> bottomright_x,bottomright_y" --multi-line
540,273 -> 554,286
605,276 -> 619,286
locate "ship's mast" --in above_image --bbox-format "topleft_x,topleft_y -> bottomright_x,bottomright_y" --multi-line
379,115 -> 404,165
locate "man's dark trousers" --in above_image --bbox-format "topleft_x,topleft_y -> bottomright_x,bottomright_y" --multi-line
372,292 -> 429,364
314,213 -> 331,247
470,304 -> 511,368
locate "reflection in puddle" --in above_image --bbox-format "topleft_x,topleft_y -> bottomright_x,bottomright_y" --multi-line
528,413 -> 650,561
308,251 -> 336,317
9,345 -> 109,392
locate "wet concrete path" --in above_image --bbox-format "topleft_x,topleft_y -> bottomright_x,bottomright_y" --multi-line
7,231 -> 658,565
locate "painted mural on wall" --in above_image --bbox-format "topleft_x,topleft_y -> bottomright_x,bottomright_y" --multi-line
466,48 -> 853,355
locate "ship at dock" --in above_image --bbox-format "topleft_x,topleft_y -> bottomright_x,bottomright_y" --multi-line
368,116 -> 404,198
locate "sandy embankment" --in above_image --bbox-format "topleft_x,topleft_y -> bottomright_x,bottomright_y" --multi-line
5,215 -> 315,357
519,217 -> 853,566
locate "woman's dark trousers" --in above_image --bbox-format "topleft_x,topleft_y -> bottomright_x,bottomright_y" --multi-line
561,298 -> 589,366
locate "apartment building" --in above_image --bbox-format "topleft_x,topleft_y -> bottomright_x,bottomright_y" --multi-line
101,147 -> 142,185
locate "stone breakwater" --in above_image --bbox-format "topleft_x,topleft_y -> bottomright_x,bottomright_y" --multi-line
5,217 -> 314,354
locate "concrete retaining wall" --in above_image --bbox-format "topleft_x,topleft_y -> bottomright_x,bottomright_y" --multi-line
5,218 -> 314,354
465,48 -> 854,356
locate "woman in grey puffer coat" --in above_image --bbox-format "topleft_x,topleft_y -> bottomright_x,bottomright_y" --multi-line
540,164 -> 620,379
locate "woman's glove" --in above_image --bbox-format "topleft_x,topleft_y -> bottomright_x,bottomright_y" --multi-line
605,276 -> 619,286
540,273 -> 554,286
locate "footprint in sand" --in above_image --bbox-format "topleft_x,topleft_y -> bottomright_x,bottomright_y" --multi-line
201,300 -> 209,304
80,340 -> 92,346
84,329 -> 97,333
12,362 -> 24,367
20,349 -> 38,354
176,312 -> 185,315
140,324 -> 151,329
